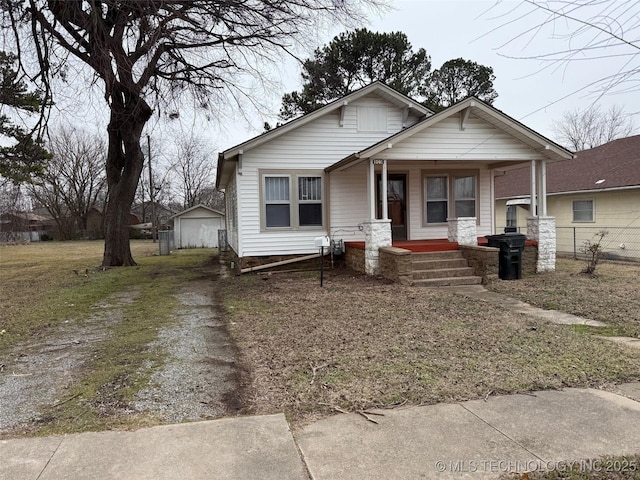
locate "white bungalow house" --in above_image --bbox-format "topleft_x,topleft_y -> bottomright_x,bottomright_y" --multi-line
216,82 -> 573,278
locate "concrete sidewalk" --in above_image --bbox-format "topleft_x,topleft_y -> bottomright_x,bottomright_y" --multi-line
3,383 -> 640,480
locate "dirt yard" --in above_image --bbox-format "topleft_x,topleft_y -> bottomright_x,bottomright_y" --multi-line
220,262 -> 640,427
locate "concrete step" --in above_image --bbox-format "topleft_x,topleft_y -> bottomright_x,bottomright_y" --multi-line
410,251 -> 463,261
412,267 -> 475,280
411,276 -> 483,287
411,258 -> 470,270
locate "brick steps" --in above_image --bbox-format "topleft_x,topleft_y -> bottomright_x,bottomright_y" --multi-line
410,250 -> 482,287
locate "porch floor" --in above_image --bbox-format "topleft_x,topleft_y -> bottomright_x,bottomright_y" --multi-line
344,237 -> 536,253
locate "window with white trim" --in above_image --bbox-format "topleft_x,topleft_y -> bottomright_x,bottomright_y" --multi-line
262,172 -> 323,229
572,199 -> 594,222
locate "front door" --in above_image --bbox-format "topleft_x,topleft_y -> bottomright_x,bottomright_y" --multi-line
377,173 -> 407,241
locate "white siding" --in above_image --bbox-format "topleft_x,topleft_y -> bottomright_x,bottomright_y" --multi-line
380,114 -> 548,161
237,96 -> 408,257
328,162 -> 369,242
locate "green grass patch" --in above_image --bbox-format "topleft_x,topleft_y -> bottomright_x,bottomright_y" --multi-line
1,242 -> 217,435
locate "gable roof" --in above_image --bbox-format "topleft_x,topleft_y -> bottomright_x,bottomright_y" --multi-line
170,204 -> 225,220
327,96 -> 574,171
216,81 -> 433,188
495,134 -> 640,199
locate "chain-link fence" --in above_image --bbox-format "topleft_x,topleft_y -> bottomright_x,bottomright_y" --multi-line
557,226 -> 639,261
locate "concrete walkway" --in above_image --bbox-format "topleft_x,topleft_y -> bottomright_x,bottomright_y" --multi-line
3,383 -> 640,480
443,285 -> 608,327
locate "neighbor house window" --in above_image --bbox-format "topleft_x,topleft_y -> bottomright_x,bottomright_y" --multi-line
423,172 -> 479,225
264,176 -> 291,227
506,205 -> 517,228
424,175 -> 448,224
572,199 -> 594,222
262,172 -> 323,229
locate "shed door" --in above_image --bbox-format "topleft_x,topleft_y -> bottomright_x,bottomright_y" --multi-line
180,217 -> 220,248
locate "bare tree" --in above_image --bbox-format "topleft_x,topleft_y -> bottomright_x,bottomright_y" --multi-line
29,127 -> 106,239
168,135 -> 217,210
484,1 -> 640,100
553,105 -> 636,150
4,0 -> 383,266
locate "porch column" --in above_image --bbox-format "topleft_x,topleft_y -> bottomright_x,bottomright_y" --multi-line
362,219 -> 392,275
369,159 -> 376,219
539,160 -> 548,216
527,160 -> 555,272
530,160 -> 537,217
527,216 -> 556,272
447,217 -> 477,246
381,159 -> 388,220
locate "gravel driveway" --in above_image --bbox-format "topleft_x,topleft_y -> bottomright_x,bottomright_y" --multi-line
0,256 -> 242,437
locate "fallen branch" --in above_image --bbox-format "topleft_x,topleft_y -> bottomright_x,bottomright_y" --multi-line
357,410 -> 380,424
10,372 -> 33,377
51,392 -> 82,408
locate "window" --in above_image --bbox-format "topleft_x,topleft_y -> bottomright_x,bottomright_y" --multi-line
298,176 -> 323,226
573,199 -> 594,222
264,176 -> 290,227
454,175 -> 476,218
262,172 -> 323,229
357,106 -> 387,132
506,205 -> 517,228
423,172 -> 479,225
424,175 -> 448,224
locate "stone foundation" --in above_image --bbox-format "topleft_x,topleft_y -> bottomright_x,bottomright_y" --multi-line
522,244 -> 538,276
527,216 -> 556,272
379,246 -> 413,284
345,245 -> 366,273
447,217 -> 477,246
459,245 -> 499,284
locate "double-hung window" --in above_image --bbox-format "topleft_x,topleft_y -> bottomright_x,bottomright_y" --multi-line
423,172 -> 478,225
424,175 -> 448,224
453,175 -> 476,218
262,172 -> 323,229
298,176 -> 323,226
264,176 -> 291,228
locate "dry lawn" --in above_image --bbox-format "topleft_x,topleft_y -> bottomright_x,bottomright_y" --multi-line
488,258 -> 640,338
221,267 -> 640,426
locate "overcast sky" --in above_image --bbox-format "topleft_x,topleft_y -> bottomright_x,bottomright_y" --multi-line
210,0 -> 639,151
43,0 -> 639,158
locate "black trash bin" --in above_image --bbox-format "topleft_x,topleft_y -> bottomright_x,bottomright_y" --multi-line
485,233 -> 527,280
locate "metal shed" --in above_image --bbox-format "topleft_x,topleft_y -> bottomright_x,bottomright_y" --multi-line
170,204 -> 225,248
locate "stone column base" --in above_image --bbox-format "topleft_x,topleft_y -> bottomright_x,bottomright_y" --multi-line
527,216 -> 556,272
447,217 -> 477,246
362,219 -> 392,275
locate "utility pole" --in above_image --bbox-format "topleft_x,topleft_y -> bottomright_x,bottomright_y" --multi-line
147,134 -> 157,243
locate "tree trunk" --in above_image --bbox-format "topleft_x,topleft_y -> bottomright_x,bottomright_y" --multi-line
101,92 -> 152,267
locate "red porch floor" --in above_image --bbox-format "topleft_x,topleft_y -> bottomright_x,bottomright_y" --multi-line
345,237 -> 537,253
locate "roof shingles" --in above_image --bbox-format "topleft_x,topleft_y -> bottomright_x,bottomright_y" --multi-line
495,135 -> 640,198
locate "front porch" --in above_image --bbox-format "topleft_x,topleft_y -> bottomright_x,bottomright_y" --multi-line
344,237 -> 539,285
